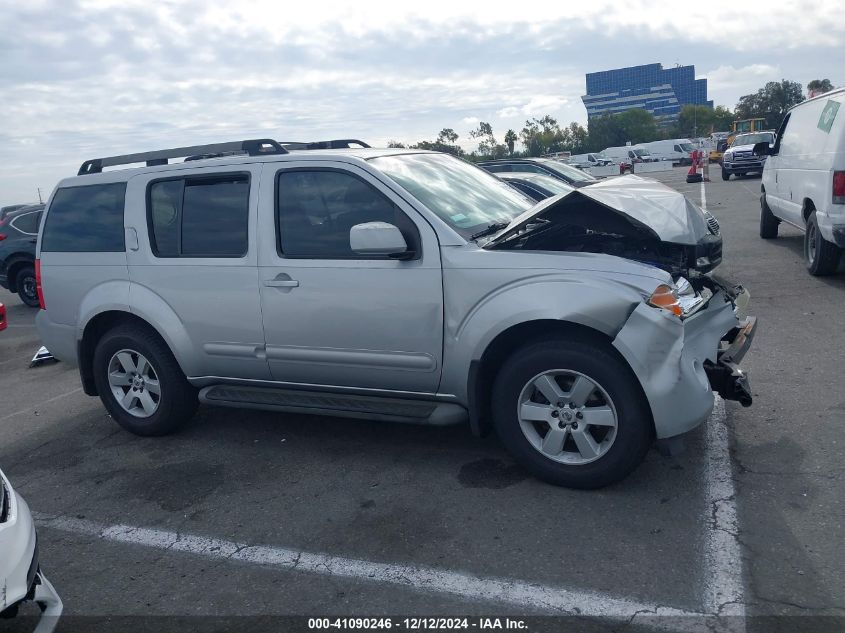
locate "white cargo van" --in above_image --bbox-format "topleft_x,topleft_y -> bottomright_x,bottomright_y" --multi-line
758,88 -> 845,275
568,152 -> 614,168
601,145 -> 656,166
641,139 -> 696,165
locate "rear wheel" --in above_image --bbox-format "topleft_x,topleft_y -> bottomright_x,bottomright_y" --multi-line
721,167 -> 730,181
491,338 -> 652,489
805,210 -> 841,276
93,323 -> 198,436
15,265 -> 39,307
759,193 -> 779,239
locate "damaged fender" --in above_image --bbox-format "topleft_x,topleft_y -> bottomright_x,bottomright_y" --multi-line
612,292 -> 738,439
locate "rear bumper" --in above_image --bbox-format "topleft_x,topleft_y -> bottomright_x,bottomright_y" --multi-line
34,311 -> 78,367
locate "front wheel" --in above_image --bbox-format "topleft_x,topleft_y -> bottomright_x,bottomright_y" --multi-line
92,323 -> 198,436
759,194 -> 779,239
721,167 -> 730,181
805,210 -> 841,276
491,338 -> 652,489
15,265 -> 39,307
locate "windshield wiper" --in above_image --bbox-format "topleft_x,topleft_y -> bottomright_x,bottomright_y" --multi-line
470,222 -> 509,240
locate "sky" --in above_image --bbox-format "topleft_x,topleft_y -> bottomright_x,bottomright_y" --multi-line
1,0 -> 843,204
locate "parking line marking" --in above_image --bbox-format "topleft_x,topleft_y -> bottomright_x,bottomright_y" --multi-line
700,177 -> 708,212
703,397 -> 746,623
0,387 -> 83,422
34,512 -> 702,624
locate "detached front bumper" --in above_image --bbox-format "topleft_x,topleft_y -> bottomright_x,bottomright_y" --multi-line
704,316 -> 757,407
612,286 -> 756,440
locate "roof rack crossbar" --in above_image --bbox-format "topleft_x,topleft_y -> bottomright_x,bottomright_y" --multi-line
280,139 -> 371,151
77,138 -> 288,175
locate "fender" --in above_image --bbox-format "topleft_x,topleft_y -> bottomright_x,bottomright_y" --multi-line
440,273 -> 647,403
125,282 -> 200,376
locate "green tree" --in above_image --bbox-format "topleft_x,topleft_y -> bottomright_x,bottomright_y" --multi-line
735,79 -> 804,129
587,109 -> 659,151
437,128 -> 459,145
565,122 -> 588,153
807,79 -> 834,95
387,140 -> 406,148
504,129 -> 518,155
470,121 -> 498,157
519,116 -> 565,156
712,105 -> 734,131
676,105 -> 715,138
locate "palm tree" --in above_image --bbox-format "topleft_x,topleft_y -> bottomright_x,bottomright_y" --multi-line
504,129 -> 517,156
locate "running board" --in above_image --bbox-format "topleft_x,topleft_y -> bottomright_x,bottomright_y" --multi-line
199,385 -> 467,426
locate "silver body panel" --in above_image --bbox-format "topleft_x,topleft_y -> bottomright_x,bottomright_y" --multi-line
36,148 -> 746,439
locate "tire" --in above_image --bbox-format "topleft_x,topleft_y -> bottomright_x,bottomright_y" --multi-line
759,193 -> 779,239
805,210 -> 841,276
15,265 -> 39,307
721,167 -> 730,181
491,338 -> 652,489
92,323 -> 198,436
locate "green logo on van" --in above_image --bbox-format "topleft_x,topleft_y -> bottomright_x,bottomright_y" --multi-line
818,100 -> 840,133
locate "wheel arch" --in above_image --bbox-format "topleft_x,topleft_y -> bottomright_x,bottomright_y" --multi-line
802,198 -> 816,223
79,304 -> 195,397
467,319 -> 649,437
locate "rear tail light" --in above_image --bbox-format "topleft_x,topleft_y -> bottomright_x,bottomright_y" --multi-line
0,303 -> 6,331
0,234 -> 6,241
35,259 -> 45,310
834,171 -> 845,204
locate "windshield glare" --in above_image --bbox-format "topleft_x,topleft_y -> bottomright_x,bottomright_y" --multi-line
539,160 -> 597,183
732,133 -> 774,147
679,142 -> 696,151
370,153 -> 535,238
633,149 -> 650,157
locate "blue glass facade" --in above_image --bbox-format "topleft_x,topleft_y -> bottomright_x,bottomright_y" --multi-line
582,63 -> 712,123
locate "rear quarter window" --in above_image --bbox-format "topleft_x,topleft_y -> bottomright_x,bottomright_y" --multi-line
41,183 -> 126,252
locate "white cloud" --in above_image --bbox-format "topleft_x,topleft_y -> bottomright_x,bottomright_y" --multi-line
461,116 -> 480,125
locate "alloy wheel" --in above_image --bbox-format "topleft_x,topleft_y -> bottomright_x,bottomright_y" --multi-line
107,349 -> 161,418
517,369 -> 618,465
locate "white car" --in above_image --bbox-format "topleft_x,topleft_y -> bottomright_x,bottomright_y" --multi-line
0,468 -> 62,631
759,87 -> 845,275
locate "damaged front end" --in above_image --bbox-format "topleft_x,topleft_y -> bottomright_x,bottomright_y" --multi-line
613,272 -> 757,442
484,174 -> 722,277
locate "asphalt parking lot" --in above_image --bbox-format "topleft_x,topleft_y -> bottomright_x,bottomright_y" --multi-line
1,166 -> 843,631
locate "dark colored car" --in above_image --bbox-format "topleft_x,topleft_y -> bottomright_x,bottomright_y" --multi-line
0,204 -> 44,307
495,172 -> 575,201
478,158 -> 598,187
0,204 -> 36,222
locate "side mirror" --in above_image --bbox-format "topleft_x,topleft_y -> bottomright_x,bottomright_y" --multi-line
752,141 -> 771,157
350,222 -> 410,258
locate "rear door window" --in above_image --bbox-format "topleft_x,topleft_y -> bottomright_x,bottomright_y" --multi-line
148,174 -> 249,257
11,210 -> 42,234
41,183 -> 126,252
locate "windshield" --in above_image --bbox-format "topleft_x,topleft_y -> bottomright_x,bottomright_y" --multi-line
732,133 -> 774,147
521,175 -> 575,196
369,153 -> 535,238
679,142 -> 696,152
537,159 -> 597,183
632,149 -> 650,157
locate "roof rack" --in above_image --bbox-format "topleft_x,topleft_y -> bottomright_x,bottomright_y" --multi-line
280,139 -> 371,151
77,138 -> 288,176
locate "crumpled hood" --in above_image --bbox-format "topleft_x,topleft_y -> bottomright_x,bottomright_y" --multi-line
486,174 -> 711,247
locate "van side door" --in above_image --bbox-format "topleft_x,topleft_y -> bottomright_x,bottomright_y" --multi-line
125,164 -> 270,381
256,161 -> 444,393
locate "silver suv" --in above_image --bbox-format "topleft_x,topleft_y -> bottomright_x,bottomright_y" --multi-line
35,138 -> 756,488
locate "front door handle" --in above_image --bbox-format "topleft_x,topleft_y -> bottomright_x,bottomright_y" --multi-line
263,273 -> 299,289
